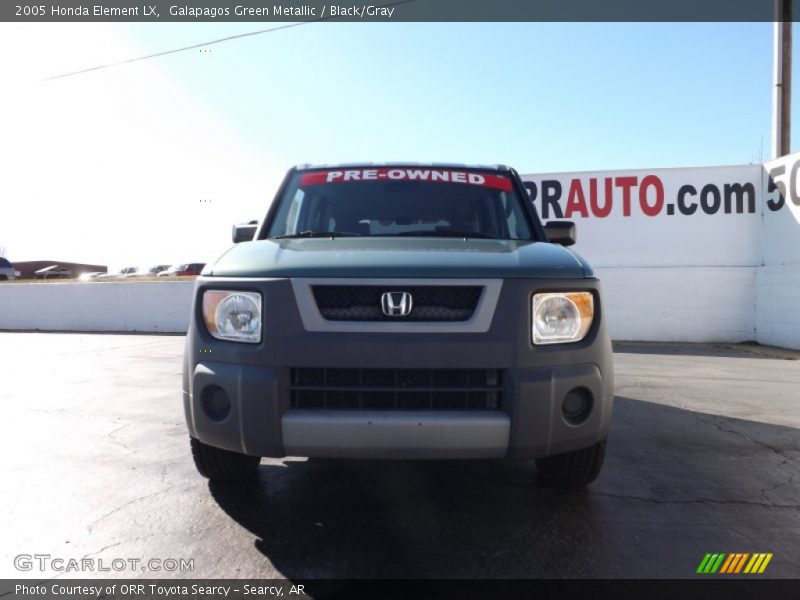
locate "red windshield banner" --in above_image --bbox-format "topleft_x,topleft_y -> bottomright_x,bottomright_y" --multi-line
299,168 -> 513,191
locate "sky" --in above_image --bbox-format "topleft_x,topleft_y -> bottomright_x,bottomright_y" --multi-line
0,21 -> 795,268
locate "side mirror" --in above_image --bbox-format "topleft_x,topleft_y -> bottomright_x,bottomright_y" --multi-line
544,221 -> 576,246
232,221 -> 258,243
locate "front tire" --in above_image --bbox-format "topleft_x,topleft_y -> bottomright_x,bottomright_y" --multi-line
190,437 -> 261,482
535,439 -> 607,489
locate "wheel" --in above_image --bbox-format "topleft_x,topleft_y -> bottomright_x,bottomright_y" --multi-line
190,437 -> 261,482
535,439 -> 607,489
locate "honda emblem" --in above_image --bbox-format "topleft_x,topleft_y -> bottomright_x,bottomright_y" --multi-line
381,291 -> 413,317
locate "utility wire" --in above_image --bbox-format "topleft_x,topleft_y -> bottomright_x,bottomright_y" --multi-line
42,0 -> 416,82
43,22 -> 313,81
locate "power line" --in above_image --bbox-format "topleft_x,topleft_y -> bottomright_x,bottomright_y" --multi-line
42,0 -> 416,82
43,21 -> 313,81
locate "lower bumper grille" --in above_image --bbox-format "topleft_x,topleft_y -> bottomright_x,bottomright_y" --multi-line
290,368 -> 502,410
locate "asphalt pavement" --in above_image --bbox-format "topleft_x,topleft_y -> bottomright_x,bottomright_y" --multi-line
0,334 -> 798,579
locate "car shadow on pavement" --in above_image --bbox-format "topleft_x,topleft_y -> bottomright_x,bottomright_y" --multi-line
209,397 -> 800,580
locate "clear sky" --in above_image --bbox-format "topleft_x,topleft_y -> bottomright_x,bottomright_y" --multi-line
0,22 -> 794,267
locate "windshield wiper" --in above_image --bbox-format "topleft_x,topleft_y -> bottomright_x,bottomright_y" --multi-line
271,230 -> 362,239
389,230 -> 498,239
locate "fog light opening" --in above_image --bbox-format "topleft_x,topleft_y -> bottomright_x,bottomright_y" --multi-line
562,387 -> 593,425
202,386 -> 231,422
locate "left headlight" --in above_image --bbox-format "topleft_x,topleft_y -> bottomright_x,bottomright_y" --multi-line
202,290 -> 262,343
532,292 -> 594,345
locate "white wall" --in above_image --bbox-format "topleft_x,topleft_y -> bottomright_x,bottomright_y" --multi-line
757,153 -> 800,349
596,266 -> 756,343
524,156 -> 800,349
0,281 -> 194,333
0,268 -> 765,343
756,265 -> 800,349
523,164 -> 763,268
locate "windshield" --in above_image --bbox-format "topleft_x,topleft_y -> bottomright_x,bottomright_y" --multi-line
266,168 -> 534,240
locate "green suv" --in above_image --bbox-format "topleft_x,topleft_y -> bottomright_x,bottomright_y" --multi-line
183,164 -> 614,488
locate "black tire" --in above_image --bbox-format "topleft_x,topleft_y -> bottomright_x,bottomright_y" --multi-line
190,437 -> 261,482
535,439 -> 607,489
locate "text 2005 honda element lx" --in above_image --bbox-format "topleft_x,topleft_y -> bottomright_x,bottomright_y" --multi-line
183,164 -> 614,488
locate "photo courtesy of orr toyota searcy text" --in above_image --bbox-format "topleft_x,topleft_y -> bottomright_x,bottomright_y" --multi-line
14,584 -> 301,597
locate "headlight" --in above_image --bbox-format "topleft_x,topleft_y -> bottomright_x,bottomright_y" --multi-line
202,290 -> 262,343
532,292 -> 594,345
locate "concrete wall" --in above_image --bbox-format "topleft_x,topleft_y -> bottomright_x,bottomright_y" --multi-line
522,164 -> 764,269
0,269 -> 763,343
523,156 -> 800,350
758,154 -> 800,349
756,265 -> 800,350
596,266 -> 756,343
0,281 -> 194,333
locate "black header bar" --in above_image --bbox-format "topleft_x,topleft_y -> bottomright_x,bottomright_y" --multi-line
3,0 -> 800,23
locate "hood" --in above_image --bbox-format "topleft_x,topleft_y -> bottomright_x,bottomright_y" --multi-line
206,237 -> 589,279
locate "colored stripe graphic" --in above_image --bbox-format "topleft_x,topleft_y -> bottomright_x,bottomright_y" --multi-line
723,553 -> 738,573
698,552 -> 773,574
703,554 -> 720,573
734,553 -> 749,573
719,554 -> 736,573
758,553 -> 773,573
715,554 -> 727,573
744,554 -> 760,573
709,553 -> 726,573
696,554 -> 713,573
702,554 -> 718,573
724,553 -> 736,573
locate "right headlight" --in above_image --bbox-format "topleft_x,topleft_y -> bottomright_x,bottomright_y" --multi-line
202,290 -> 262,343
532,292 -> 594,345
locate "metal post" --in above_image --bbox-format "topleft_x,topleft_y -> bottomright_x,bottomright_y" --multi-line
772,0 -> 792,158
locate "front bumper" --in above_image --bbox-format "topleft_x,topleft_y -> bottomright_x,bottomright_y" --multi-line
183,277 -> 614,460
282,410 -> 511,459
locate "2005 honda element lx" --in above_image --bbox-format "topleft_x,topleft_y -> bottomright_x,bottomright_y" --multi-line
183,164 -> 613,488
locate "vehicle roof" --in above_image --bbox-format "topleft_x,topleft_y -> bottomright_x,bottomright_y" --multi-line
0,257 -> 11,268
293,162 -> 513,172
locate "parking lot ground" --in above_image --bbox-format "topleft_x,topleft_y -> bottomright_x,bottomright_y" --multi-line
0,333 -> 798,579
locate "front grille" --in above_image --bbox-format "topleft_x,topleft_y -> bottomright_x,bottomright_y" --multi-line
290,368 -> 502,410
312,285 -> 482,322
